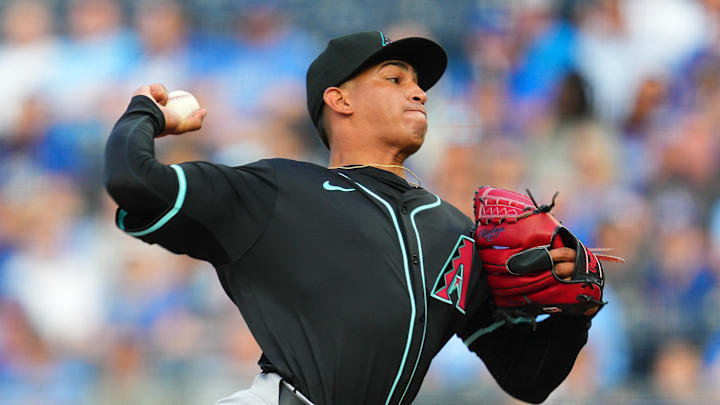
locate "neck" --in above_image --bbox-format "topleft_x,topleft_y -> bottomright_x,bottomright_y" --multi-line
328,143 -> 409,179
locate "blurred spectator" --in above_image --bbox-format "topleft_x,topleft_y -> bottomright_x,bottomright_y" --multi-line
705,330 -> 720,402
211,6 -> 316,127
623,76 -> 669,140
0,96 -> 53,183
634,200 -> 717,374
34,0 -> 139,189
0,0 -> 58,135
3,175 -> 109,351
2,94 -> 104,183
473,136 -> 526,191
127,0 -> 191,90
1,175 -> 104,403
508,0 -> 578,126
592,189 -> 651,290
576,0 -> 704,124
652,113 -> 720,196
192,5 -> 322,165
574,0 -> 634,123
431,145 -> 480,218
47,0 -> 138,117
0,300 -> 94,404
652,340 -> 706,404
583,285 -> 631,388
619,75 -> 670,190
523,69 -> 621,242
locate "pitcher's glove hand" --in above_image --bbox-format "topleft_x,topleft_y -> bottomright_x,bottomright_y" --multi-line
473,186 -> 620,318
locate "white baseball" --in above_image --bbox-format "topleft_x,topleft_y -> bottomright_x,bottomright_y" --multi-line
166,90 -> 200,121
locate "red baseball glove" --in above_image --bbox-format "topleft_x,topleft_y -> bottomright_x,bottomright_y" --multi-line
473,186 -> 619,318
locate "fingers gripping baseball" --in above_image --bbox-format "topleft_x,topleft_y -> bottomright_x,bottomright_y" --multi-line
132,83 -> 207,137
149,83 -> 169,106
170,108 -> 207,136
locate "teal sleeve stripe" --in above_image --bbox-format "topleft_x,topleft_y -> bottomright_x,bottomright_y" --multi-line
117,164 -> 187,237
117,209 -> 128,231
463,317 -> 533,347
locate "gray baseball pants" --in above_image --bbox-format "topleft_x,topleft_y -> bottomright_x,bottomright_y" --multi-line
214,372 -> 313,405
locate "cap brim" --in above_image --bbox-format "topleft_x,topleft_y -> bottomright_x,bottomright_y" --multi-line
347,37 -> 448,91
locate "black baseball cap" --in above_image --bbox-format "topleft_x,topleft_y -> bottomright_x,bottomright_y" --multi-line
306,31 -> 447,147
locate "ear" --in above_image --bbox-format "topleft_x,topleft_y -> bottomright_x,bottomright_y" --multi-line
322,87 -> 353,116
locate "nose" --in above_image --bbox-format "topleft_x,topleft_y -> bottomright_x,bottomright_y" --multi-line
409,83 -> 427,104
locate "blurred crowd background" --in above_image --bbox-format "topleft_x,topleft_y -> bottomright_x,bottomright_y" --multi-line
1,0 -> 720,403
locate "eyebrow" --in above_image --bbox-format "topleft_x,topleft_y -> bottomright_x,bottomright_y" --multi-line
379,61 -> 418,82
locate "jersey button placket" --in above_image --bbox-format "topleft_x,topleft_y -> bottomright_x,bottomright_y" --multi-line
401,203 -> 408,214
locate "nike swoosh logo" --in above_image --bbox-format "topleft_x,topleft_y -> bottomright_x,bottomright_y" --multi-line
323,181 -> 356,192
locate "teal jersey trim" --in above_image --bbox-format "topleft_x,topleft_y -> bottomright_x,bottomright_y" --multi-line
322,180 -> 356,192
339,173 -> 413,405
117,164 -> 187,237
463,316 -> 533,347
396,195 -> 441,405
117,209 -> 128,231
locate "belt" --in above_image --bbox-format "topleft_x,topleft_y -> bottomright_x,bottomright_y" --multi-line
279,380 -> 314,405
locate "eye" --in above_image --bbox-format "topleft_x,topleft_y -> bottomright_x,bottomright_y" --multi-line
387,77 -> 399,84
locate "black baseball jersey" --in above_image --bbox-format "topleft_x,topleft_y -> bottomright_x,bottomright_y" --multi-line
105,96 -> 590,405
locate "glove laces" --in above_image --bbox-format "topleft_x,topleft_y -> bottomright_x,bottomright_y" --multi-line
525,189 -> 559,213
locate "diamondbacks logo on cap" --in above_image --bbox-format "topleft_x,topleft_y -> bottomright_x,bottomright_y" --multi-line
379,31 -> 391,46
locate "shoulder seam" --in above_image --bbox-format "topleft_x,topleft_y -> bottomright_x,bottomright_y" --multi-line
227,159 -> 279,265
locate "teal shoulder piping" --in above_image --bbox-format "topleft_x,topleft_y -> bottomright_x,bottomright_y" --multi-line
117,164 -> 187,237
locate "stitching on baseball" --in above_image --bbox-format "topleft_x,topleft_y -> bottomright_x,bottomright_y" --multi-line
167,94 -> 199,119
168,94 -> 190,102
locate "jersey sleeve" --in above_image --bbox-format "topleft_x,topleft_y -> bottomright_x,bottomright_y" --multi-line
105,95 -> 277,265
117,160 -> 276,265
456,286 -> 590,403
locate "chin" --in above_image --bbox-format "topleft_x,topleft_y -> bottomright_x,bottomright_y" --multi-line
411,122 -> 427,143
400,129 -> 426,156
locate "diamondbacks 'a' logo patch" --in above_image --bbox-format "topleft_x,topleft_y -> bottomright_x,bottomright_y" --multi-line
430,235 -> 474,314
